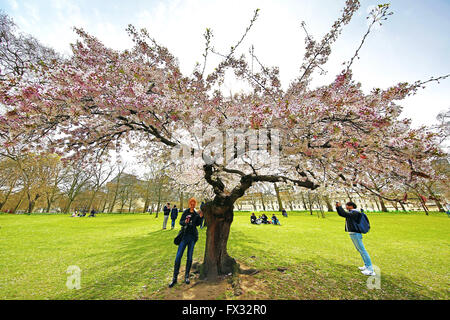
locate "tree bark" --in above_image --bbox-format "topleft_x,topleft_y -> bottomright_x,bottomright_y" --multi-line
200,200 -> 237,281
307,192 -> 313,215
399,201 -> 407,212
379,197 -> 388,212
324,194 -> 334,212
274,183 -> 283,212
179,190 -> 184,211
64,199 -> 74,214
259,193 -> 266,211
0,180 -> 16,212
374,198 -> 381,211
300,193 -> 308,210
12,192 -> 24,214
425,185 -> 445,212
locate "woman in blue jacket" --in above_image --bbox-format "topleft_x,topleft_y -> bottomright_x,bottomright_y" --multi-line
169,198 -> 204,287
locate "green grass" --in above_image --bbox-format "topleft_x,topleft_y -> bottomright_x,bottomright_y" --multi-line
0,211 -> 448,300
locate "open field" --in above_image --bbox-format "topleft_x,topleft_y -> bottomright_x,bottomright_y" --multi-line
0,211 -> 448,300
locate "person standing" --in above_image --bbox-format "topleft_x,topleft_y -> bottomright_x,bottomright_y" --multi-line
170,205 -> 179,230
336,201 -> 375,276
162,203 -> 171,230
169,198 -> 203,288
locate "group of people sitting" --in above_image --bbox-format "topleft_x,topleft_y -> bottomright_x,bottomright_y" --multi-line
250,213 -> 281,226
71,209 -> 97,218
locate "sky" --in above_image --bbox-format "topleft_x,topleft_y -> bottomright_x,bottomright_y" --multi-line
1,0 -> 449,129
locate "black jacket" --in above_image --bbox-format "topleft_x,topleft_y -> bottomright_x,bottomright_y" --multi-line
163,206 -> 171,216
170,208 -> 179,220
336,206 -> 362,233
179,209 -> 203,242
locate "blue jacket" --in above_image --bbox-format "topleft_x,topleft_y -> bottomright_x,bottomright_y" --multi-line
337,206 -> 362,233
170,208 -> 179,220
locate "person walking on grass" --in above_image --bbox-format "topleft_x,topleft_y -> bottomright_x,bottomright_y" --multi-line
169,198 -> 204,288
162,203 -> 171,230
170,205 -> 179,230
336,201 -> 375,276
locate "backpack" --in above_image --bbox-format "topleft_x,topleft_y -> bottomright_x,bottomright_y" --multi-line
355,211 -> 370,234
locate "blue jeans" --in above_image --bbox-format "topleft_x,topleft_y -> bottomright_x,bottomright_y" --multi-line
349,233 -> 373,271
171,219 -> 176,228
175,235 -> 196,265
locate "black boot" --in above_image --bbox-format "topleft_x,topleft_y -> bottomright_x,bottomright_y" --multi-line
185,260 -> 192,284
169,261 -> 180,288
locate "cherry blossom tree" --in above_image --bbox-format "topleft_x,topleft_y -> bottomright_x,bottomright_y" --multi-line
0,2 -> 449,280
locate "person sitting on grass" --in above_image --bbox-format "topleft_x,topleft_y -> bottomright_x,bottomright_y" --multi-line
251,213 -> 257,224
261,213 -> 268,224
272,214 -> 281,225
282,209 -> 288,217
88,210 -> 96,218
336,201 -> 375,276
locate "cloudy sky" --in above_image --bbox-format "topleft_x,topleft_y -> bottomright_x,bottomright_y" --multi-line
1,0 -> 449,128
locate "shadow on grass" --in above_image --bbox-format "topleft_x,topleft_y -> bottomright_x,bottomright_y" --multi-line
55,228 -> 184,300
56,228 -> 446,300
228,230 -> 445,300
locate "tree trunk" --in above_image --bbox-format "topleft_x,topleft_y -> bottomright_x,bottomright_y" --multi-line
179,191 -> 184,211
399,201 -> 407,212
307,192 -> 313,215
316,195 -> 325,218
391,201 -> 398,211
27,193 -> 40,214
300,193 -> 308,210
88,189 -> 100,212
259,193 -> 266,211
274,183 -> 284,212
0,180 -> 16,212
101,197 -> 108,213
374,198 -> 381,211
425,185 -> 445,212
200,201 -> 238,281
251,199 -> 257,211
64,198 -> 75,214
12,190 -> 25,213
324,194 -> 334,212
45,198 -> 52,213
108,180 -> 121,213
379,197 -> 388,212
434,199 -> 444,213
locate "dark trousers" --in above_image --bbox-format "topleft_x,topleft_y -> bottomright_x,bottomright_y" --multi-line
172,234 -> 196,280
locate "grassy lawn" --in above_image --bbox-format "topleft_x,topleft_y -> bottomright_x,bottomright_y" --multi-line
0,211 -> 448,300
